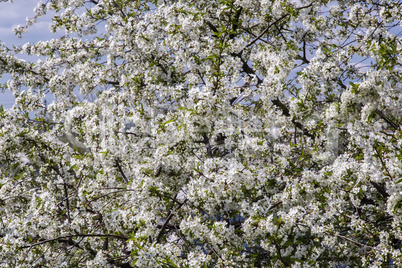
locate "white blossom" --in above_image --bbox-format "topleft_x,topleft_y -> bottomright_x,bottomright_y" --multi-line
0,0 -> 402,267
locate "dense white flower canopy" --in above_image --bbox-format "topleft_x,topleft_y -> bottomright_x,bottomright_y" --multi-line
1,0 -> 402,267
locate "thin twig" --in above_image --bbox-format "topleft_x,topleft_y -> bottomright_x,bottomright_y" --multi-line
63,180 -> 71,223
115,158 -> 129,184
20,234 -> 128,249
244,3 -> 312,49
156,197 -> 187,243
375,109 -> 399,130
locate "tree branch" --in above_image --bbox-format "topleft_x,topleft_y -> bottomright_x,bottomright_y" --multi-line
63,180 -> 71,224
244,3 -> 312,49
245,14 -> 290,48
229,7 -> 243,40
375,109 -> 399,130
20,233 -> 128,249
156,197 -> 187,243
115,157 -> 129,184
272,99 -> 315,139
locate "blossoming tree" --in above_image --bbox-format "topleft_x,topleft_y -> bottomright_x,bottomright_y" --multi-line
1,0 -> 402,267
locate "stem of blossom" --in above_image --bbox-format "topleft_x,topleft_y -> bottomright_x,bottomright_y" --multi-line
268,201 -> 282,210
37,151 -> 75,223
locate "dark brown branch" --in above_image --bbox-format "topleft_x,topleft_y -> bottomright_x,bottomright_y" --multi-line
206,242 -> 223,261
55,234 -> 132,268
274,239 -> 288,267
103,237 -> 109,251
20,234 -> 128,249
174,227 -> 192,251
373,142 -> 395,183
203,134 -> 213,158
195,134 -> 214,158
63,181 -> 71,223
240,26 -> 272,44
272,99 -> 315,139
297,35 -> 310,64
37,152 -> 75,223
206,21 -> 219,35
156,198 -> 187,243
245,14 -> 290,48
112,0 -> 127,19
230,50 -> 315,139
90,190 -> 132,201
105,80 -> 119,85
370,181 -> 389,199
339,81 -> 399,129
114,130 -> 156,139
244,4 -> 312,49
240,59 -> 263,84
274,24 -> 287,43
268,201 -> 282,210
115,157 -> 129,184
375,109 -> 399,130
331,232 -> 379,251
339,80 -> 399,130
157,194 -> 178,243
229,7 -> 243,40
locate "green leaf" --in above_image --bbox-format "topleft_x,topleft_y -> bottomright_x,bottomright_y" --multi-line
100,148 -> 110,156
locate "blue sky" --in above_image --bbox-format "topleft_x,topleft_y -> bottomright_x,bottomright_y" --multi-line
0,0 -> 58,110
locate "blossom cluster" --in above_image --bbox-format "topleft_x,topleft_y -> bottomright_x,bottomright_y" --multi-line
1,0 -> 402,267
